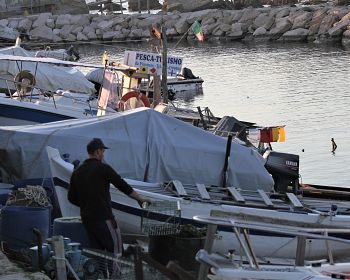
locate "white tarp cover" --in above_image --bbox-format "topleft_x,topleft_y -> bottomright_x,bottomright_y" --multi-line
0,46 -> 96,94
0,108 -> 274,191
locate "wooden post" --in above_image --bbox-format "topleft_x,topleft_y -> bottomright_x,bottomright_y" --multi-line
52,235 -> 67,280
197,223 -> 217,280
138,0 -> 141,13
161,26 -> 168,104
147,0 -> 150,14
295,236 -> 306,266
152,75 -> 161,107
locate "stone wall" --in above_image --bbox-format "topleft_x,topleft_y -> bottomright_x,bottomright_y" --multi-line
1,5 -> 350,47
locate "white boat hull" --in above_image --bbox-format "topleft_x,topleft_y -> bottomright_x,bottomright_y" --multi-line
167,78 -> 203,94
48,146 -> 350,260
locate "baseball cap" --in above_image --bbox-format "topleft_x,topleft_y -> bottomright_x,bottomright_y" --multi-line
87,138 -> 109,154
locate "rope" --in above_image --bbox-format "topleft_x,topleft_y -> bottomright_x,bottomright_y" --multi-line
6,185 -> 52,208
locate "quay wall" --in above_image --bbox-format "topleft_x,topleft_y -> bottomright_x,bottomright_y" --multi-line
1,5 -> 350,47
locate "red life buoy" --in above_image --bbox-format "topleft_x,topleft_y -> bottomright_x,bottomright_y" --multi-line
118,91 -> 150,111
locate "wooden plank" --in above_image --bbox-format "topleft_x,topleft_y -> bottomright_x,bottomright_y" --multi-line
257,189 -> 274,207
196,183 -> 210,200
286,193 -> 303,208
172,180 -> 187,197
227,187 -> 245,203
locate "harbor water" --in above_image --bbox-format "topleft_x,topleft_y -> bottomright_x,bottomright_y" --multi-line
78,41 -> 350,188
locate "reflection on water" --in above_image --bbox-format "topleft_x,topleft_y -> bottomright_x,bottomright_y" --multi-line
79,41 -> 350,187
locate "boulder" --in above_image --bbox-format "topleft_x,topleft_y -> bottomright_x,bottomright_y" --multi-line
328,19 -> 349,37
82,26 -> 95,35
253,26 -> 267,36
0,19 -> 9,27
253,14 -> 275,30
46,18 -> 55,29
71,26 -> 83,35
202,22 -> 220,35
8,20 -> 19,29
226,23 -> 245,39
282,28 -> 309,41
318,14 -> 339,35
174,16 -> 190,34
185,10 -> 213,24
59,25 -> 75,39
269,17 -> 292,39
52,34 -> 63,42
113,31 -> 126,40
97,20 -> 115,30
142,29 -> 150,37
166,28 -> 178,36
275,7 -> 290,18
239,8 -> 260,23
291,11 -> 312,29
18,18 -> 33,32
86,32 -> 98,40
65,33 -> 77,41
77,32 -> 88,41
56,14 -> 71,28
0,25 -> 19,40
231,10 -> 243,22
70,14 -> 91,26
30,25 -> 53,41
32,13 -> 52,28
129,28 -> 143,38
53,29 -> 61,36
341,29 -> 350,47
103,31 -> 118,40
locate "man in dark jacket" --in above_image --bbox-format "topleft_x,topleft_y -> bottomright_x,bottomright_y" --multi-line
68,138 -> 149,255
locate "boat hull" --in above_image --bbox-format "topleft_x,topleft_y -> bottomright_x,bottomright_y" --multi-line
47,147 -> 350,260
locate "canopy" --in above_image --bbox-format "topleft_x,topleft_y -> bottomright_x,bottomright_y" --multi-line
0,46 -> 96,94
0,108 -> 274,191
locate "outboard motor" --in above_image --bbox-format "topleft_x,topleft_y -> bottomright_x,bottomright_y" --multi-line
263,150 -> 299,193
181,67 -> 198,79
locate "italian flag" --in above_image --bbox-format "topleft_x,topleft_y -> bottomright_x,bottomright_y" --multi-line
192,20 -> 205,42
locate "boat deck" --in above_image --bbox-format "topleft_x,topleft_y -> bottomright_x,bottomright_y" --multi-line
131,180 -> 350,216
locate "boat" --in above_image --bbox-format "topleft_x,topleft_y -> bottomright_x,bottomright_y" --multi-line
0,52 -> 133,125
46,145 -> 350,261
0,46 -> 96,95
85,66 -> 204,99
0,108 -> 273,189
195,212 -> 350,279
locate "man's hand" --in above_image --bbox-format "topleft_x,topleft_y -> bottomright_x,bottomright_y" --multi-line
129,190 -> 151,208
138,197 -> 152,208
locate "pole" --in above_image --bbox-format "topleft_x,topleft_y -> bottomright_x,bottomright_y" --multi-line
147,0 -> 150,14
161,26 -> 168,104
161,0 -> 168,103
52,235 -> 67,280
138,0 -> 141,13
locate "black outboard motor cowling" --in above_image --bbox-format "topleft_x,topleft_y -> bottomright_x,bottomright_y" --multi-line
263,151 -> 299,193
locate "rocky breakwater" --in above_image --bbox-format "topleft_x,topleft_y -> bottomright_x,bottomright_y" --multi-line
1,5 -> 350,47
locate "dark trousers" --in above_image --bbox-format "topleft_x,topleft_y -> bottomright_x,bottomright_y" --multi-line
83,218 -> 123,277
83,217 -> 123,254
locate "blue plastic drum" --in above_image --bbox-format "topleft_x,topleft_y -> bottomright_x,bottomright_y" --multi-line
53,217 -> 89,248
0,206 -> 50,250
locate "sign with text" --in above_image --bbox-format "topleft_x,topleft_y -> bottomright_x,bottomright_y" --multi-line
123,51 -> 183,77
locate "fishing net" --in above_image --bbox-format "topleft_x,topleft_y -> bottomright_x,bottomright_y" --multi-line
141,200 -> 181,236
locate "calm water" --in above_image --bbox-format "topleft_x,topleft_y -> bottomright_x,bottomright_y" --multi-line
78,41 -> 350,187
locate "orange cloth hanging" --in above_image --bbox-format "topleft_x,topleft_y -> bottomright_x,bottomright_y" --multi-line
279,127 -> 285,142
271,127 -> 279,142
